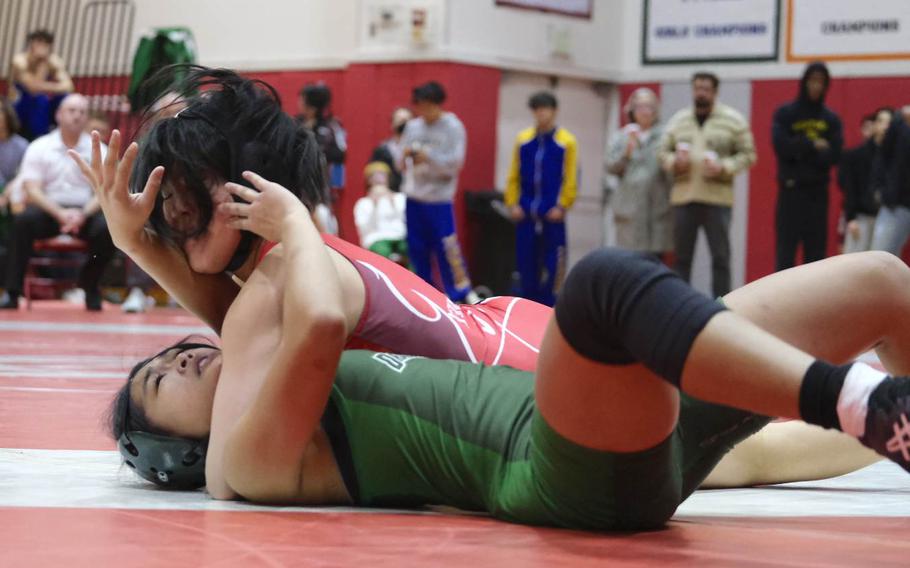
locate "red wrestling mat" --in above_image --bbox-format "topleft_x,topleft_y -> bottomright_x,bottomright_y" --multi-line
0,302 -> 211,451
3,507 -> 908,567
1,302 -> 908,567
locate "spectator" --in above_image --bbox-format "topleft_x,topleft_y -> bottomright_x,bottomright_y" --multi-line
604,87 -> 673,258
659,72 -> 756,297
371,106 -> 412,192
0,99 -> 29,204
870,107 -> 910,254
298,83 -> 347,202
772,61 -> 843,270
0,94 -> 115,311
0,99 -> 29,296
838,112 -> 880,253
399,81 -> 477,303
8,29 -> 74,140
354,161 -> 408,266
504,91 -> 577,306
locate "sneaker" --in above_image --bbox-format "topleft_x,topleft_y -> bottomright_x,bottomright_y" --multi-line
122,287 -> 149,313
860,377 -> 910,473
62,288 -> 86,305
462,290 -> 482,305
85,289 -> 103,312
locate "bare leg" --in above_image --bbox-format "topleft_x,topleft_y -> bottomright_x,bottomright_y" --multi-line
536,320 -> 679,452
682,253 -> 910,417
724,251 -> 910,374
681,311 -> 813,418
536,250 -> 908,452
704,421 -> 880,488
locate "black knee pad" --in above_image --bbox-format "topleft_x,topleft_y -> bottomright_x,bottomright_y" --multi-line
554,247 -> 725,386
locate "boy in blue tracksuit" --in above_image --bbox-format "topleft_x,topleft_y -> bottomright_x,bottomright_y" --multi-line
399,81 -> 476,303
504,92 -> 578,306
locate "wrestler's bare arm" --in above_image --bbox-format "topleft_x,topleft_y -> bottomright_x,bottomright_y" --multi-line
218,173 -> 348,502
125,230 -> 239,333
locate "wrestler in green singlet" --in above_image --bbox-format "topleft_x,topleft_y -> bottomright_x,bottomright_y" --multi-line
324,350 -> 771,530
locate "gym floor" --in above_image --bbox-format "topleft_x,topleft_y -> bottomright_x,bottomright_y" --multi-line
2,303 -> 909,567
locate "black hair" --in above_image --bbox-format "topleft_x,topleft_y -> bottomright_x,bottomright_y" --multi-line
26,29 -> 54,45
108,336 -> 219,443
691,72 -> 720,90
300,84 -> 332,116
131,66 -> 325,249
528,91 -> 558,110
412,81 -> 446,105
0,98 -> 20,136
861,113 -> 877,125
799,61 -> 831,103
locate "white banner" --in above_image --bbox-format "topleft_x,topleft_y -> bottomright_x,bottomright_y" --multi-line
788,0 -> 910,61
643,0 -> 779,64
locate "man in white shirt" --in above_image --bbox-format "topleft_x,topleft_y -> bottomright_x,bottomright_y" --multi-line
1,94 -> 113,310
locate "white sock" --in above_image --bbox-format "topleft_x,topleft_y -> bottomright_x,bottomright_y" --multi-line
837,362 -> 888,438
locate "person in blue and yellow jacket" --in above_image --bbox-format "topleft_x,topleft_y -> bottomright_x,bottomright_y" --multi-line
505,91 -> 578,307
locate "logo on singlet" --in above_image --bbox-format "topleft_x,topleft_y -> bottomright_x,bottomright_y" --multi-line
372,352 -> 421,373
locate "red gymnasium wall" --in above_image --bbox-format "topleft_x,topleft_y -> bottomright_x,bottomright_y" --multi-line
22,63 -> 499,268
747,75 -> 910,282
249,62 -> 501,252
20,67 -> 910,281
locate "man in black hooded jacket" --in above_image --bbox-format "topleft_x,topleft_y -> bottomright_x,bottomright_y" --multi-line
771,61 -> 843,270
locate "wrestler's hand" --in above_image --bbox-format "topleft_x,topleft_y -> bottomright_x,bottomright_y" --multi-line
68,129 -> 163,251
221,171 -> 310,243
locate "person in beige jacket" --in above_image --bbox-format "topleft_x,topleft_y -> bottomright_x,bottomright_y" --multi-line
659,72 -> 756,296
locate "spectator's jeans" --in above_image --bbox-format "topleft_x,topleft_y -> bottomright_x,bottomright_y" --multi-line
843,213 -> 876,254
672,203 -> 731,297
871,205 -> 910,255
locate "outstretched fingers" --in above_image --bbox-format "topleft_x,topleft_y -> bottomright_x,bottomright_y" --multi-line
89,130 -> 104,176
112,142 -> 139,196
140,166 -> 165,208
68,150 -> 98,193
103,129 -> 121,183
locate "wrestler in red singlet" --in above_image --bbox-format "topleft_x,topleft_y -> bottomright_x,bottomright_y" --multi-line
260,235 -> 551,371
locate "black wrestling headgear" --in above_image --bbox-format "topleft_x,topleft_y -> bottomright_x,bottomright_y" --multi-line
118,430 -> 207,489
